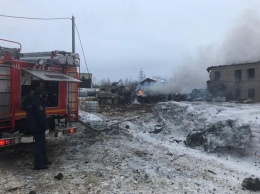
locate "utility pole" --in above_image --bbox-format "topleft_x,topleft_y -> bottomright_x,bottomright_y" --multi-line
72,15 -> 75,53
139,68 -> 145,81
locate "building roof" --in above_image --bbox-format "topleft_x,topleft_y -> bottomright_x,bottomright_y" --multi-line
207,61 -> 260,72
139,78 -> 157,85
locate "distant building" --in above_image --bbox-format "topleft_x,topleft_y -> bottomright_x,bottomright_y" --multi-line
207,61 -> 260,101
79,73 -> 92,88
139,78 -> 157,86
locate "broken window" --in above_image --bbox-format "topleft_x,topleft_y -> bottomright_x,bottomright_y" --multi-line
234,70 -> 241,81
214,71 -> 220,81
248,88 -> 255,98
235,89 -> 241,98
247,68 -> 255,79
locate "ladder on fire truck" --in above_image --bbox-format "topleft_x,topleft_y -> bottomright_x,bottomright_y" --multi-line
0,65 -> 13,131
67,71 -> 79,122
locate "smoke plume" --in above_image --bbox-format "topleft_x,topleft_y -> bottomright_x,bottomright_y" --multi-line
171,11 -> 260,93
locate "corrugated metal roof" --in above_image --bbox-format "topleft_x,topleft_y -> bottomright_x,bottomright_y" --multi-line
22,69 -> 81,82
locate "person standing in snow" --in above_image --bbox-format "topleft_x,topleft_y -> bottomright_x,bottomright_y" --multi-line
26,86 -> 52,170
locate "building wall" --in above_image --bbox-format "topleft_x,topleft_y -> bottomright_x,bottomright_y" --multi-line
208,62 -> 260,100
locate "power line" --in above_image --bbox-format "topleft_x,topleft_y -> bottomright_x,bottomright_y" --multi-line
1,13 -> 94,87
74,23 -> 90,74
0,14 -> 71,20
74,23 -> 95,89
0,14 -> 89,74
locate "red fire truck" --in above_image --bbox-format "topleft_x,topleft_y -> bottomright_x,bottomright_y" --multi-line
0,39 -> 81,147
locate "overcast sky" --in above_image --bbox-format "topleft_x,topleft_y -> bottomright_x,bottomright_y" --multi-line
1,1 -> 260,90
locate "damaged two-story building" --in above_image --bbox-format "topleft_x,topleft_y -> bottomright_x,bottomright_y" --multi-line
207,61 -> 260,101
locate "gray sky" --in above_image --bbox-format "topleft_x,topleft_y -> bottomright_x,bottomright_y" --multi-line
1,0 -> 260,91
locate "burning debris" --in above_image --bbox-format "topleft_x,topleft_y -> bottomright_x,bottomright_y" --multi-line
133,77 -> 212,104
136,89 -> 168,103
134,78 -> 175,103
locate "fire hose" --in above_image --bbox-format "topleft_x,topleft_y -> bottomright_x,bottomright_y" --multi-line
78,116 -> 141,131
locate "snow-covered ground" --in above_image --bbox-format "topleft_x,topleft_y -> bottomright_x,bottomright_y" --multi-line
0,101 -> 260,194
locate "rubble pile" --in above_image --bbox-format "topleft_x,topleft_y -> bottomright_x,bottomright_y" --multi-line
248,125 -> 260,153
186,121 -> 251,152
151,101 -> 260,155
242,177 -> 260,191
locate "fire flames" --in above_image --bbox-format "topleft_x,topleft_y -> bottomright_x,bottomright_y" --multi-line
138,89 -> 145,96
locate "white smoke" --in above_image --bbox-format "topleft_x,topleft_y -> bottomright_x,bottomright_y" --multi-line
170,10 -> 260,94
218,11 -> 260,64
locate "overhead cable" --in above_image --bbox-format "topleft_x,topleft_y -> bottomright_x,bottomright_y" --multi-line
74,23 -> 96,90
0,14 -> 71,20
74,23 -> 90,76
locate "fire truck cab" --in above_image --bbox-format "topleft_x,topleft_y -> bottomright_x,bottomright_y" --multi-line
0,39 -> 81,147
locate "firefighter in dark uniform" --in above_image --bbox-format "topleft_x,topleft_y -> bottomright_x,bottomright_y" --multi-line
26,86 -> 52,170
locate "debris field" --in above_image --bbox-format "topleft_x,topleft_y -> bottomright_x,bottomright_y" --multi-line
0,101 -> 260,194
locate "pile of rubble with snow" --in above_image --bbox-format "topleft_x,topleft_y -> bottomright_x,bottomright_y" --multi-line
150,101 -> 260,155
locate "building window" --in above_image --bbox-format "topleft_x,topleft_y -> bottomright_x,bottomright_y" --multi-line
214,71 -> 220,81
234,70 -> 241,81
235,89 -> 241,98
247,68 -> 255,78
248,88 -> 255,98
